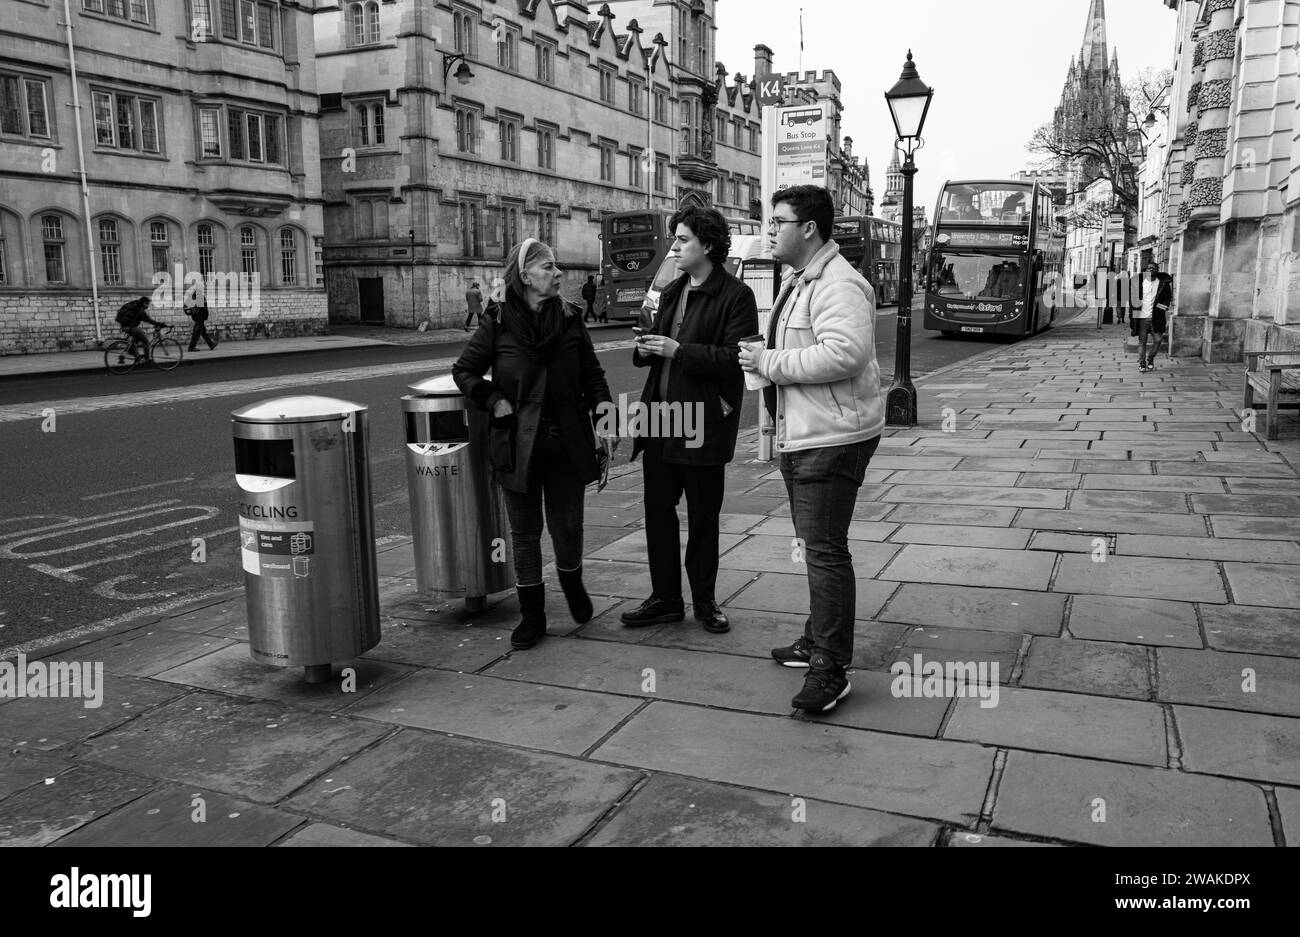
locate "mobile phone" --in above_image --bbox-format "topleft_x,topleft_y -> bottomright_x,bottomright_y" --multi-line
632,327 -> 647,341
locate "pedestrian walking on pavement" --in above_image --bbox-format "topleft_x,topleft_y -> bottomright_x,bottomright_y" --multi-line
1132,263 -> 1172,372
596,278 -> 609,323
739,185 -> 885,714
453,238 -> 614,651
184,282 -> 218,352
464,281 -> 484,330
622,205 -> 758,636
581,275 -> 598,322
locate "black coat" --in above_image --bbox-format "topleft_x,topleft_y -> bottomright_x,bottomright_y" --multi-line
1132,274 -> 1173,335
631,262 -> 759,466
453,300 -> 613,493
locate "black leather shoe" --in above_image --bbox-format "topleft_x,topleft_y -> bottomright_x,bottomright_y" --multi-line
620,596 -> 685,627
694,601 -> 730,634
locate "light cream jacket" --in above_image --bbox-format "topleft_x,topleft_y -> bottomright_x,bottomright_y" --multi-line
756,240 -> 885,452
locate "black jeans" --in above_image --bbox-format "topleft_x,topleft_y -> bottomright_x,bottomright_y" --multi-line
1136,318 -> 1159,363
188,319 -> 215,350
501,425 -> 587,586
779,437 -> 880,669
641,438 -> 725,606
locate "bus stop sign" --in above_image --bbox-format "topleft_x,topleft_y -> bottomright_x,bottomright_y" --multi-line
758,77 -> 786,107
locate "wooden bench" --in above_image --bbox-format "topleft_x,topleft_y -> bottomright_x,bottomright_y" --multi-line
1244,351 -> 1300,440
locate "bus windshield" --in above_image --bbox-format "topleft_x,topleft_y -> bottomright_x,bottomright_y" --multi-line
939,184 -> 1033,225
929,250 -> 1025,301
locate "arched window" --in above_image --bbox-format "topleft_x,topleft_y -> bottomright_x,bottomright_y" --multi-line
239,225 -> 259,286
364,1 -> 379,44
278,228 -> 297,285
196,223 -> 215,276
350,3 -> 365,45
98,218 -> 122,286
42,214 -> 67,284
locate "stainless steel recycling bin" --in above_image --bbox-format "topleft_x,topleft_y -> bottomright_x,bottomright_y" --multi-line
402,374 -> 513,610
232,395 -> 380,682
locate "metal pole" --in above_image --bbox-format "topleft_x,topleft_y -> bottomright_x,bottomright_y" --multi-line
885,148 -> 918,426
410,228 -> 416,327
61,0 -> 102,343
647,57 -> 654,209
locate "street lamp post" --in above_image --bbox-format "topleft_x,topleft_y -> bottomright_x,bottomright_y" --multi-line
883,51 -> 933,428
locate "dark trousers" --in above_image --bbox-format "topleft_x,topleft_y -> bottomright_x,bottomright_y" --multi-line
583,299 -> 595,322
188,319 -> 215,350
501,427 -> 587,585
1136,318 -> 1159,364
465,309 -> 479,329
779,437 -> 880,669
642,438 -> 726,606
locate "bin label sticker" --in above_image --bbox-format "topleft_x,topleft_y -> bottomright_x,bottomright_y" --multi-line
240,518 -> 315,578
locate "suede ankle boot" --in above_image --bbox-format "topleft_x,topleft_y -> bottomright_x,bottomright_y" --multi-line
511,583 -> 547,649
557,565 -> 594,623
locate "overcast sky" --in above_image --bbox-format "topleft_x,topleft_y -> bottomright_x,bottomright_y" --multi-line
714,0 -> 1181,213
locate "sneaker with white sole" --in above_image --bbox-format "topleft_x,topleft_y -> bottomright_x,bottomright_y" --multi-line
771,635 -> 814,668
791,661 -> 850,712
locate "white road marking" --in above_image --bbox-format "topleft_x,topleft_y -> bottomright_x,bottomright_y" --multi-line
0,504 -> 153,543
27,525 -> 238,581
82,477 -> 196,500
0,503 -> 211,560
0,339 -> 638,424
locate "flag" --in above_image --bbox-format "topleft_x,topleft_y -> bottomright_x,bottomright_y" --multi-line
800,9 -> 804,52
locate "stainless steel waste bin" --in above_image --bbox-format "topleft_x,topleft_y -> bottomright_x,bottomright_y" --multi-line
232,395 -> 380,682
402,375 -> 513,610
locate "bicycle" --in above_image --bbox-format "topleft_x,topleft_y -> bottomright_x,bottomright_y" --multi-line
104,325 -> 184,374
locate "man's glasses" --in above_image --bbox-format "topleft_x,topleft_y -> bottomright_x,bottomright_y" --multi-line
767,217 -> 806,232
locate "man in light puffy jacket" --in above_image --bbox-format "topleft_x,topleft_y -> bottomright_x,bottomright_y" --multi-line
739,185 -> 884,714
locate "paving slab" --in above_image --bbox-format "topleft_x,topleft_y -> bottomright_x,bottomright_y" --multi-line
1208,516 -> 1300,541
152,645 -> 416,712
869,455 -> 964,470
1224,478 -> 1300,494
1020,638 -> 1151,699
1115,534 -> 1300,564
1015,508 -> 1207,536
1156,648 -> 1300,717
721,570 -> 898,622
878,583 -> 1065,635
879,544 -> 1056,591
584,530 -> 747,564
1082,474 -> 1224,493
48,629 -> 237,678
717,532 -> 899,577
945,686 -> 1166,766
284,729 -> 640,846
580,559 -> 757,606
629,608 -> 909,671
1068,490 -> 1190,513
887,524 -> 1032,550
1027,531 -> 1107,553
591,702 -> 994,824
342,669 -> 642,756
1222,562 -> 1300,608
77,692 -> 392,804
1053,554 -> 1228,603
893,627 -> 1023,677
881,503 -> 1020,527
1175,705 -> 1300,785
278,823 -> 411,846
809,670 -> 954,737
363,619 -> 513,671
1277,786 -> 1300,847
880,470 -> 1024,488
955,458 -> 1078,473
585,774 -> 940,846
745,517 -> 899,541
881,485 -> 1068,509
1068,594 -> 1202,648
0,673 -> 186,751
1072,459 -> 1155,475
0,748 -> 78,801
153,597 -> 247,635
0,762 -> 153,847
1156,461 -> 1298,478
51,784 -> 305,847
1193,494 -> 1300,517
1015,473 -> 1082,489
992,750 -> 1273,846
1201,604 -> 1300,656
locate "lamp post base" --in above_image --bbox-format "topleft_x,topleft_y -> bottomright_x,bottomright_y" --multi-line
885,381 -> 918,427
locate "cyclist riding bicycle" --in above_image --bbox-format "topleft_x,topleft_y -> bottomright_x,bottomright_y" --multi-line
115,296 -> 169,363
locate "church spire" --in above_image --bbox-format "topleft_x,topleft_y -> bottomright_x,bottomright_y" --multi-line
1080,0 -> 1108,75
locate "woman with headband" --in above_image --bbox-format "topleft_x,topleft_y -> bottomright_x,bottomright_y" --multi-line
454,238 -> 615,649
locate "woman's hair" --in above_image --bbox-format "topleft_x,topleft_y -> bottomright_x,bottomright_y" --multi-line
503,238 -> 553,298
668,205 -> 731,265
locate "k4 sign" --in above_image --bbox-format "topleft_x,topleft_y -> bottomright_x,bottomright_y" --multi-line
757,76 -> 786,107
774,103 -> 828,191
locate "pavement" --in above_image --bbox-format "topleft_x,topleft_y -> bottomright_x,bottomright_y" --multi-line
0,321 -> 629,379
2,309 -> 1299,847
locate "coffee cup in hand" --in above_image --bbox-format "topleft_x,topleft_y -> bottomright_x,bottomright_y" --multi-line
740,334 -> 770,390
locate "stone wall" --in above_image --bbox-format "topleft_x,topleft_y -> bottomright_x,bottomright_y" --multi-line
0,291 -> 329,355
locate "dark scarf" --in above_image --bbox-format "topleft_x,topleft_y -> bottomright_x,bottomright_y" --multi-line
500,286 -> 568,360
